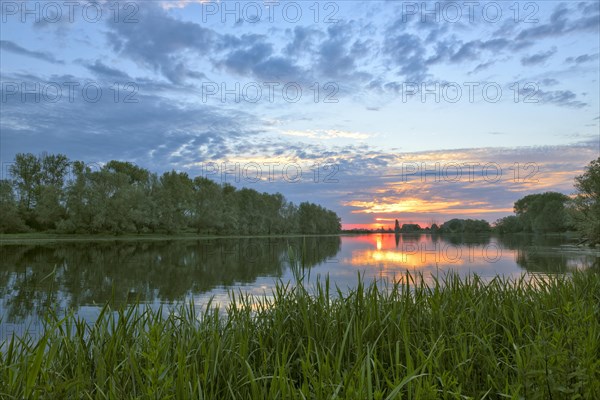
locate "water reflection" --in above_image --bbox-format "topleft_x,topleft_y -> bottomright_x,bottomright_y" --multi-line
0,237 -> 340,323
351,233 -> 498,268
334,233 -> 597,287
0,234 -> 597,336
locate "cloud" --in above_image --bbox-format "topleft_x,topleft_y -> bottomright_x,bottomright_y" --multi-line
516,5 -> 570,41
105,2 -> 216,84
220,42 -> 273,75
336,144 -> 597,224
515,3 -> 599,41
3,1 -> 599,228
281,129 -> 373,140
0,72 -> 260,170
521,48 -> 557,66
221,46 -> 305,82
469,60 -> 495,74
285,26 -> 321,57
384,32 -> 428,81
527,88 -> 588,108
540,78 -> 560,86
0,40 -> 63,64
85,60 -> 131,80
445,39 -> 512,64
316,22 -> 373,81
565,53 -> 600,64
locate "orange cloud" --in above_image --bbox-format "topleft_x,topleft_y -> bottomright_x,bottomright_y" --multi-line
345,197 -> 510,215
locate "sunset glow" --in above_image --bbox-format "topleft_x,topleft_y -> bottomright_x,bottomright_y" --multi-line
339,234 -> 515,283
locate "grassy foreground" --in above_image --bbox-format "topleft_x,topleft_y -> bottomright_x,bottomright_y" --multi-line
1,271 -> 599,399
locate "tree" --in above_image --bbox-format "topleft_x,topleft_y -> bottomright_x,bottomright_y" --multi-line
9,153 -> 42,214
35,185 -> 66,230
155,171 -> 194,233
440,219 -> 491,233
401,223 -> 421,233
0,180 -> 28,232
60,161 -> 93,233
9,152 -> 70,229
4,152 -> 343,236
493,216 -> 523,234
280,201 -> 299,233
40,153 -> 70,187
568,157 -> 600,245
298,202 -> 341,234
89,168 -> 136,234
192,177 -> 224,234
514,192 -> 571,233
104,160 -> 150,185
394,219 -> 400,234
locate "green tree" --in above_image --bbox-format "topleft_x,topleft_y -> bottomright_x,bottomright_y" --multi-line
35,185 -> 66,230
40,153 -> 70,187
5,153 -> 343,236
9,153 -> 42,215
104,160 -> 150,185
9,153 -> 70,229
89,168 -> 136,233
440,219 -> 491,233
493,215 -> 523,234
298,202 -> 341,234
0,180 -> 28,232
514,192 -> 571,233
568,157 -> 600,245
59,161 -> 93,233
156,171 -> 193,233
220,184 -> 239,234
192,177 -> 224,234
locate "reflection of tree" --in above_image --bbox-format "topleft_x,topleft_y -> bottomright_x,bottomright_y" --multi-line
495,235 -> 597,273
389,232 -> 489,250
0,237 -> 341,322
494,234 -> 529,250
441,233 -> 492,246
514,247 -> 570,273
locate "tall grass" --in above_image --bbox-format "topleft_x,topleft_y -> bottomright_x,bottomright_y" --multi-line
1,270 -> 599,399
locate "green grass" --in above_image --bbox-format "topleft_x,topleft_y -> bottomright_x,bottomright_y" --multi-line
1,270 -> 599,399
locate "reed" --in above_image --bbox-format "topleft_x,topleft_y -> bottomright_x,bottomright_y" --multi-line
1,270 -> 599,399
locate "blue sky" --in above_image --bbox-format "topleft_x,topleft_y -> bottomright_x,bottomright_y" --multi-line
1,0 -> 599,228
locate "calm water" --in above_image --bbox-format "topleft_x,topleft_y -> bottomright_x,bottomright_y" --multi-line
1,234 -> 597,339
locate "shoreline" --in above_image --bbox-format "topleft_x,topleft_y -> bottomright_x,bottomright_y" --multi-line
0,232 -> 348,244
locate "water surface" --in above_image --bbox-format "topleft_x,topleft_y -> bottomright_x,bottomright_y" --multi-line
1,234 -> 596,339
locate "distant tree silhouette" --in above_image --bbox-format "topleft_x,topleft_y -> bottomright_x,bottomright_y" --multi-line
401,223 -> 422,233
440,219 -> 490,234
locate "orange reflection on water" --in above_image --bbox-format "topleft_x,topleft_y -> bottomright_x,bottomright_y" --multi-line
343,234 -> 502,272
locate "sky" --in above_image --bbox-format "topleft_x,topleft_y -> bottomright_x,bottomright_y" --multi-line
1,0 -> 599,229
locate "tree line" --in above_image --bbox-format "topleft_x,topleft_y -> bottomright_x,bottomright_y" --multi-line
494,157 -> 600,245
0,153 -> 342,235
389,219 -> 491,234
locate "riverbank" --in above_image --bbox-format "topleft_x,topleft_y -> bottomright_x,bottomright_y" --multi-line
0,230 -> 585,244
0,232 -> 346,244
1,271 -> 598,399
